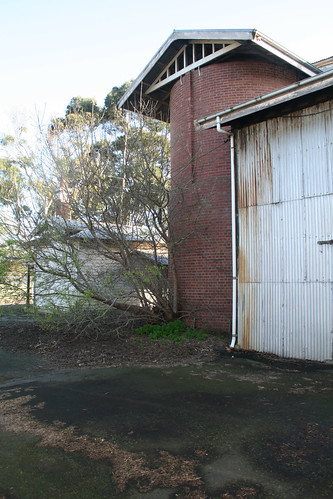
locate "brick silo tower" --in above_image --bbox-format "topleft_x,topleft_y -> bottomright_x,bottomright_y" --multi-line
119,29 -> 319,333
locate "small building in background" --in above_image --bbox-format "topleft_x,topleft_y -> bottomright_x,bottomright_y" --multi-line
33,218 -> 168,310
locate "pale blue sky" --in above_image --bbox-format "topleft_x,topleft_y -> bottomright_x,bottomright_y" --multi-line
1,0 -> 332,134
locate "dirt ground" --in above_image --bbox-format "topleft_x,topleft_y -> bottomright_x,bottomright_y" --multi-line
1,339 -> 332,498
1,307 -> 332,498
0,306 -> 228,370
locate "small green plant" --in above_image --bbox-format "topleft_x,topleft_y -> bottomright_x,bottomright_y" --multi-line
136,319 -> 208,344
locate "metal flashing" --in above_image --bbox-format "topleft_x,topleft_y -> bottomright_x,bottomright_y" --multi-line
253,31 -> 319,77
196,69 -> 333,130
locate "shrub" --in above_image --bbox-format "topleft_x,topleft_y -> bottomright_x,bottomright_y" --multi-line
136,319 -> 208,344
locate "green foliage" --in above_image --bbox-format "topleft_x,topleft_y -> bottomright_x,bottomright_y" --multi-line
136,319 -> 208,344
66,97 -> 102,117
0,81 -> 172,322
46,82 -> 170,227
0,135 -> 15,146
0,158 -> 25,206
0,241 -> 28,304
34,296 -> 108,338
126,264 -> 163,287
103,82 -> 132,121
49,96 -> 103,133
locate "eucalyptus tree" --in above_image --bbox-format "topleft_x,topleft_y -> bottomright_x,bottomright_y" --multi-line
0,134 -> 33,303
0,85 -> 176,324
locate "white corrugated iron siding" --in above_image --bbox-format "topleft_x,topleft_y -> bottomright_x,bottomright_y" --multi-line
236,101 -> 333,361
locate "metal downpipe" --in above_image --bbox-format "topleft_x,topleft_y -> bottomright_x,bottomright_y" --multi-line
216,117 -> 237,349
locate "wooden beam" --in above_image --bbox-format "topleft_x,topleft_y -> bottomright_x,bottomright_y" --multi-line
147,41 -> 241,94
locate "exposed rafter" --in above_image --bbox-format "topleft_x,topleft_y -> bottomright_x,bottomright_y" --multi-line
147,41 -> 241,94
118,29 -> 321,120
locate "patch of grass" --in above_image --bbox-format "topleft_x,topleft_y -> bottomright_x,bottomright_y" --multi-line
0,304 -> 31,316
136,320 -> 209,344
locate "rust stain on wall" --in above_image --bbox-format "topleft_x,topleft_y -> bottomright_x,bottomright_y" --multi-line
243,301 -> 250,350
237,125 -> 273,209
239,286 -> 250,350
238,247 -> 248,283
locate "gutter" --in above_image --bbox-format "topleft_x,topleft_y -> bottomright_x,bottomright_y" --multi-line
196,68 -> 333,131
216,117 -> 237,348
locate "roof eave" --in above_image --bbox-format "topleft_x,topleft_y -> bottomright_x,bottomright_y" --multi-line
118,29 -> 257,109
118,29 -> 321,112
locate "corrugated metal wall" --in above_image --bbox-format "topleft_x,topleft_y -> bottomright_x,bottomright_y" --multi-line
235,101 -> 333,361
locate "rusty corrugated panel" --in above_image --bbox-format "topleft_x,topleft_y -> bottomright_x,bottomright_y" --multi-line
236,101 -> 333,361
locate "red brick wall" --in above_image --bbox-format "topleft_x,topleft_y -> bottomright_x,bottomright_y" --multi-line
169,59 -> 300,332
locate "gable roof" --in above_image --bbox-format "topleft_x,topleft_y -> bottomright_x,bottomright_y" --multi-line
34,217 -> 163,244
118,29 -> 321,121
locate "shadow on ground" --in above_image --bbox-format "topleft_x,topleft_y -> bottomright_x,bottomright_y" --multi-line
0,349 -> 332,498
